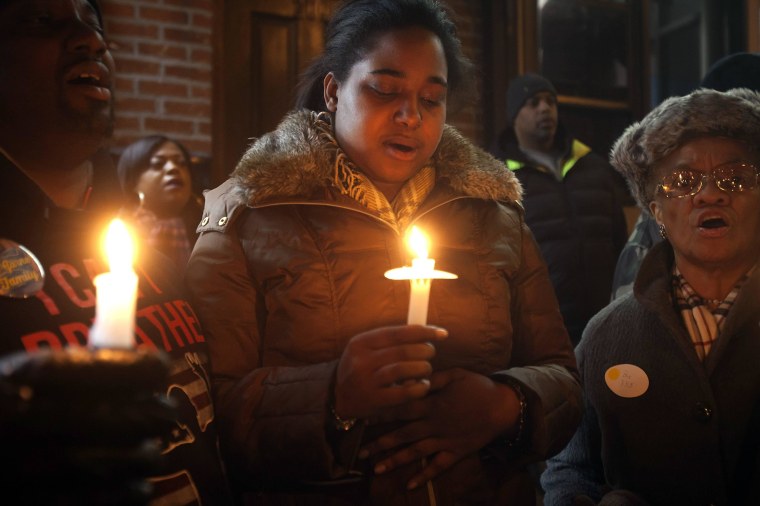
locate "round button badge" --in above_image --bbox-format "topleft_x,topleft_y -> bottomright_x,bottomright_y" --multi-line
0,239 -> 45,298
605,363 -> 649,398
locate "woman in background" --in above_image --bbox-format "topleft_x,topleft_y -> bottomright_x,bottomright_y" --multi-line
542,88 -> 760,506
117,135 -> 201,268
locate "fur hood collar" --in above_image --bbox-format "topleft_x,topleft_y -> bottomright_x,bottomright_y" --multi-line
231,109 -> 522,205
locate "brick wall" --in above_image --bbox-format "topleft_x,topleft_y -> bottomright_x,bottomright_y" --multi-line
101,0 -> 214,157
101,0 -> 485,160
445,0 -> 485,146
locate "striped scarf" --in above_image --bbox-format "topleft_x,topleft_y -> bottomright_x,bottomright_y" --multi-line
134,208 -> 192,269
672,266 -> 750,361
313,112 -> 435,234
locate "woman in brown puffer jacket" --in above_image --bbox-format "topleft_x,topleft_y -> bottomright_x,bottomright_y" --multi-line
186,1 -> 582,504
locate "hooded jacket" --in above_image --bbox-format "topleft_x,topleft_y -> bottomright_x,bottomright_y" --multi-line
492,125 -> 628,345
186,110 -> 582,505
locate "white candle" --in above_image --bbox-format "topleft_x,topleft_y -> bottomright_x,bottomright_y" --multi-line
89,219 -> 138,348
385,226 -> 457,325
384,226 -> 457,505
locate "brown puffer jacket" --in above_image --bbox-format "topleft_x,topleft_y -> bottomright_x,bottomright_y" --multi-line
186,110 -> 582,505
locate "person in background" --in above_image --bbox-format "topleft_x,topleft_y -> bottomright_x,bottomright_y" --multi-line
610,51 -> 760,300
185,0 -> 582,504
491,73 -> 628,346
117,135 -> 202,269
700,51 -> 760,91
541,87 -> 760,505
0,0 -> 230,503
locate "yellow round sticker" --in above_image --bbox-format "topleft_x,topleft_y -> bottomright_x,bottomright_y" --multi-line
605,364 -> 649,398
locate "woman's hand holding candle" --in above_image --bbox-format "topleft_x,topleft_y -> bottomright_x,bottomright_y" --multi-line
364,227 -> 522,491
332,325 -> 448,422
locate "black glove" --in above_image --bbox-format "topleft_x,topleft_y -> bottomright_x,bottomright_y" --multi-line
0,347 -> 177,505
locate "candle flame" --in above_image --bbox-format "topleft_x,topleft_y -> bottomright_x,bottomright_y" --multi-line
407,226 -> 428,259
104,219 -> 134,274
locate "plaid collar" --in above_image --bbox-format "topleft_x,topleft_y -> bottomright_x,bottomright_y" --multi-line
672,265 -> 751,360
314,112 -> 435,234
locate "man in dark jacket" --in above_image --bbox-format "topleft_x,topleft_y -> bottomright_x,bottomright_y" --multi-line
491,73 -> 627,346
0,0 -> 231,503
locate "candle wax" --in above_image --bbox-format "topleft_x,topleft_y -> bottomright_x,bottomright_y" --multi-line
89,219 -> 138,348
407,257 -> 435,325
90,271 -> 138,348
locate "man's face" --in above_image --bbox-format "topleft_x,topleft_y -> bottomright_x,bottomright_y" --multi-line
0,0 -> 115,142
513,91 -> 558,147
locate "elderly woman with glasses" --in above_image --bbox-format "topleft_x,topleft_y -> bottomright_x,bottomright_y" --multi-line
541,88 -> 760,506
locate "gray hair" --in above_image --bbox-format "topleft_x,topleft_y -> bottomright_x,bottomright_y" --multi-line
610,88 -> 760,215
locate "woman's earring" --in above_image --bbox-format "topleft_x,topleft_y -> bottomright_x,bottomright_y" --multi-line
659,223 -> 667,239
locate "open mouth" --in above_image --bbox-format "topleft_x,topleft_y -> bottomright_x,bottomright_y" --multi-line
389,143 -> 414,153
65,62 -> 112,101
68,73 -> 102,86
383,138 -> 420,161
164,180 -> 185,190
538,115 -> 554,125
699,217 -> 727,229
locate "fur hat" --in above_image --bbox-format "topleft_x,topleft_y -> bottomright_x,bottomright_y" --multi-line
506,73 -> 557,125
610,88 -> 760,215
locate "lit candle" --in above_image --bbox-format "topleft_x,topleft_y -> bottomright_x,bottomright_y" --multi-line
384,226 -> 456,504
89,219 -> 138,348
385,226 -> 457,325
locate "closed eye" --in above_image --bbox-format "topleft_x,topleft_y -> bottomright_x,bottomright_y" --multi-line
421,93 -> 445,107
370,86 -> 398,98
21,8 -> 53,28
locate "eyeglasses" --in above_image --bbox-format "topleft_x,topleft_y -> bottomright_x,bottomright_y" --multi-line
656,161 -> 760,198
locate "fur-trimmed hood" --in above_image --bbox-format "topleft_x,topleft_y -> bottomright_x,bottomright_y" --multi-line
610,87 -> 760,214
231,109 -> 522,206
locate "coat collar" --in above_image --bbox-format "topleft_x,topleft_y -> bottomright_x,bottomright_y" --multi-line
231,109 -> 522,206
634,240 -> 760,375
0,149 -> 123,220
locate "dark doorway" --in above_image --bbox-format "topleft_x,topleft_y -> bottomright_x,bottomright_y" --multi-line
212,0 -> 339,185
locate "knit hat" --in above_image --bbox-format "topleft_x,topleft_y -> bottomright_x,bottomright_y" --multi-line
506,73 -> 557,124
701,52 -> 760,92
610,88 -> 760,215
